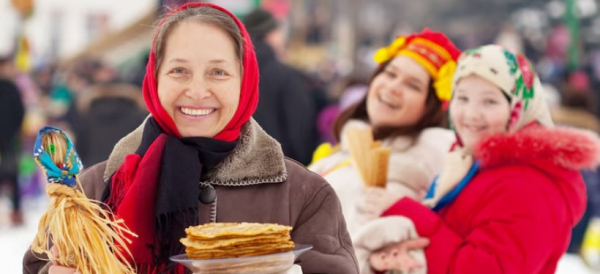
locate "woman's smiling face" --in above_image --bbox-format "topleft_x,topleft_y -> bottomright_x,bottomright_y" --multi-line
157,21 -> 242,138
366,55 -> 431,129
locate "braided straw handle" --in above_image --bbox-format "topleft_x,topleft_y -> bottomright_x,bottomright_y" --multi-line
31,128 -> 137,274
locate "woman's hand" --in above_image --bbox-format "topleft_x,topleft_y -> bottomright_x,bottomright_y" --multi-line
356,187 -> 404,221
48,246 -> 80,274
369,237 -> 430,272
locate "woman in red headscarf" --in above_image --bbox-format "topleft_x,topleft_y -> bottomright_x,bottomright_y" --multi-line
24,3 -> 358,274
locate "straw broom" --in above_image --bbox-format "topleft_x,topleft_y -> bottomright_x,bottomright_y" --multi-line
30,126 -> 137,274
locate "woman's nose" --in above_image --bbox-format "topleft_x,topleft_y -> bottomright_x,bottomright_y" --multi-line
385,81 -> 404,97
185,77 -> 212,100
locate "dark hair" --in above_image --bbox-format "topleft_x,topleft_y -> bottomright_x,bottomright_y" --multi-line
242,8 -> 278,39
332,60 -> 447,141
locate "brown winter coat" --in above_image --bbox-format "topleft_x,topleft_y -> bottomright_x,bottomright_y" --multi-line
23,119 -> 359,274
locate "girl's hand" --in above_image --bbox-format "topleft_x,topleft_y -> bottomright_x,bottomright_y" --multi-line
369,237 -> 430,272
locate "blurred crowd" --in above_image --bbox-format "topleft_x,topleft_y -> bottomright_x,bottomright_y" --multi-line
3,1 -> 600,272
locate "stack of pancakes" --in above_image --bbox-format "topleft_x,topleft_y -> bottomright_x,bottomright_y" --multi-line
180,222 -> 295,260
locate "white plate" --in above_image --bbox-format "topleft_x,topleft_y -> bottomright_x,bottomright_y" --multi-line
170,244 -> 313,274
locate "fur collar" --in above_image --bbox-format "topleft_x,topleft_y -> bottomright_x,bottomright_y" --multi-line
103,118 -> 287,185
475,125 -> 600,170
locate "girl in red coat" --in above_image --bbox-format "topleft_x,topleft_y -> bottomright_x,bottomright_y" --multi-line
367,45 -> 600,274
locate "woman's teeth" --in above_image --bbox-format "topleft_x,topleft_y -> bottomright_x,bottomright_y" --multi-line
180,107 -> 214,116
379,95 -> 399,109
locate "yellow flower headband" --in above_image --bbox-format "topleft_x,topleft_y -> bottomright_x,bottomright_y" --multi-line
374,29 -> 461,105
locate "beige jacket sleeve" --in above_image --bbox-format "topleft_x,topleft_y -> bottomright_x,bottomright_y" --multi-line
386,128 -> 455,200
352,216 -> 426,274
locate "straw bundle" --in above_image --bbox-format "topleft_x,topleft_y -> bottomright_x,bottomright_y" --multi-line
30,127 -> 137,274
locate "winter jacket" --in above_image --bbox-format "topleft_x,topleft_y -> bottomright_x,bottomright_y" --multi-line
0,79 -> 25,178
309,120 -> 454,234
74,83 -> 147,167
23,119 -> 359,274
252,39 -> 318,166
382,125 -> 597,274
0,79 -> 24,154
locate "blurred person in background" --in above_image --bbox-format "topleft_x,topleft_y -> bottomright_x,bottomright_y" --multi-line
242,8 -> 319,166
74,82 -> 147,167
309,29 -> 460,236
494,22 -> 524,53
48,58 -> 115,133
0,56 -> 25,226
32,63 -> 57,97
550,71 -> 600,269
552,71 -> 600,132
373,45 -> 595,274
47,63 -> 92,127
537,24 -> 570,87
64,59 -> 117,130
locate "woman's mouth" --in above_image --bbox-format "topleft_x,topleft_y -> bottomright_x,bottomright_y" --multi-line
179,107 -> 216,117
378,94 -> 400,109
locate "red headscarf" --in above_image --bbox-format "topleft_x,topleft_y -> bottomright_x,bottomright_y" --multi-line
143,2 -> 259,141
107,3 -> 260,272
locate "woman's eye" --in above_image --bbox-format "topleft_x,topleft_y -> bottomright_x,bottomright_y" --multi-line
385,70 -> 396,78
407,83 -> 421,91
169,68 -> 187,75
211,69 -> 229,77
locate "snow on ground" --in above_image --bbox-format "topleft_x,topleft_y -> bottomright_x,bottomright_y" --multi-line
1,195 -> 598,274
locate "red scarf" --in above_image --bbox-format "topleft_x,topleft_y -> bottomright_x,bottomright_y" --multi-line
107,3 -> 259,273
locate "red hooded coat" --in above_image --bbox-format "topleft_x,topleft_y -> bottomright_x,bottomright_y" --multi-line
383,125 -> 597,274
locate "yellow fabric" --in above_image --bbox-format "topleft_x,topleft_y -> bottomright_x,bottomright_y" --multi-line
397,51 -> 455,102
373,37 -> 407,64
410,37 -> 453,61
311,143 -> 337,164
399,50 -> 440,80
582,218 -> 600,269
15,36 -> 31,72
310,143 -> 353,177
319,158 -> 352,177
433,60 -> 456,101
373,35 -> 456,102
